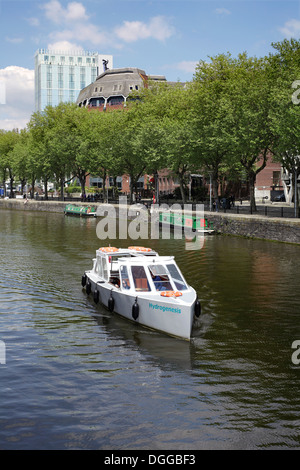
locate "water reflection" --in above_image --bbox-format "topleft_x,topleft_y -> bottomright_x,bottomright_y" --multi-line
1,208 -> 300,449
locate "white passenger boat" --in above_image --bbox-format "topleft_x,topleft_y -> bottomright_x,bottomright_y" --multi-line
82,246 -> 201,340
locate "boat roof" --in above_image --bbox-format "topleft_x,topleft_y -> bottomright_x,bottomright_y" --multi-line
96,246 -> 175,263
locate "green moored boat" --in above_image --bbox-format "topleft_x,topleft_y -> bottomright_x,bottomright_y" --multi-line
159,212 -> 214,234
64,204 -> 97,217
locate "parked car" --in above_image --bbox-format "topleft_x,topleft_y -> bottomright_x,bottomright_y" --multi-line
273,193 -> 285,202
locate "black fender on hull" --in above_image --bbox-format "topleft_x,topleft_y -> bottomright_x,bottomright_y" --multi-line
194,299 -> 201,317
86,280 -> 91,295
108,291 -> 114,312
132,297 -> 139,320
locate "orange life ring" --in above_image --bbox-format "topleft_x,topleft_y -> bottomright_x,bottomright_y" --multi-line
128,246 -> 152,252
160,291 -> 182,297
99,247 -> 119,253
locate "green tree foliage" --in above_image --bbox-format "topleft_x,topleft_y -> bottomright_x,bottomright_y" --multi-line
0,129 -> 19,197
0,39 -> 299,212
192,53 -> 238,199
268,38 -> 300,213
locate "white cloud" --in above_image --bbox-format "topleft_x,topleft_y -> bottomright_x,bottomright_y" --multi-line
47,40 -> 84,53
42,0 -> 113,49
5,37 -> 24,44
49,24 -> 110,47
27,17 -> 40,27
0,67 -> 34,131
175,61 -> 198,74
41,0 -> 89,24
214,8 -> 231,15
114,16 -> 175,43
279,19 -> 300,37
41,1 -> 174,52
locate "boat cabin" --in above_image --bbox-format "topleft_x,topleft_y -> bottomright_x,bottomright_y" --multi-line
93,247 -> 188,294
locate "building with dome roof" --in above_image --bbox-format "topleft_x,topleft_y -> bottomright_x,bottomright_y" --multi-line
76,67 -> 168,110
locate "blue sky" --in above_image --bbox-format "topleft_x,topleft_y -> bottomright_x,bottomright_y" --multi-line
0,0 -> 300,130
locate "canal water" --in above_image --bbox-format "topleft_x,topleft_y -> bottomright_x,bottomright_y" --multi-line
0,208 -> 300,450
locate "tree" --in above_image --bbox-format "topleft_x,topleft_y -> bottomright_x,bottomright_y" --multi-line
268,38 -> 300,215
225,53 -> 274,211
0,129 -> 19,197
126,83 -> 195,203
30,103 -> 84,200
192,54 -> 239,200
86,109 -> 124,202
10,129 -> 30,195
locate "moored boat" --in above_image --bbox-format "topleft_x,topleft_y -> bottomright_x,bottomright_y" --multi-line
159,212 -> 214,234
82,246 -> 201,340
64,204 -> 97,217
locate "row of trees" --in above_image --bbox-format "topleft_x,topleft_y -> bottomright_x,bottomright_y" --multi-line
0,38 -> 300,212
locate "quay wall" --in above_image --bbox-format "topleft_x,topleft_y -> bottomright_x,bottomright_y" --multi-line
1,198 -> 300,245
205,212 -> 300,244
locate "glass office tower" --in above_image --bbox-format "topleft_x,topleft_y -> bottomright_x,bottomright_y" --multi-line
34,49 -> 113,112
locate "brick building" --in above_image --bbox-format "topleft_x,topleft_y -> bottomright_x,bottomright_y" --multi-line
255,154 -> 284,202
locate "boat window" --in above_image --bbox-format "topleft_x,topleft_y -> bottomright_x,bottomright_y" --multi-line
166,264 -> 187,291
148,264 -> 173,292
96,258 -> 103,277
120,265 -> 131,290
131,266 -> 151,292
101,257 -> 108,280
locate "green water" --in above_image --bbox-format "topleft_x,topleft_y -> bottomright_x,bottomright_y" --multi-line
0,208 -> 300,449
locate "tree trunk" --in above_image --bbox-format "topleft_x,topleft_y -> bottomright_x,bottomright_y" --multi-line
44,176 -> 48,200
249,171 -> 257,212
20,179 -> 26,195
77,169 -> 86,199
30,177 -> 35,199
129,176 -> 136,204
9,170 -> 14,198
178,170 -> 186,204
60,179 -> 64,201
2,178 -> 6,197
102,169 -> 107,202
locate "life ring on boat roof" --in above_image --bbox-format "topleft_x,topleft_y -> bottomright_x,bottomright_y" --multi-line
160,291 -> 182,297
128,246 -> 152,252
99,247 -> 119,253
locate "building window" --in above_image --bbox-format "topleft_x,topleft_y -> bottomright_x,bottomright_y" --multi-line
273,171 -> 280,187
91,67 -> 97,81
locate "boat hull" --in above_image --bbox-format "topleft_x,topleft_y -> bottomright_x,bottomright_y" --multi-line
84,271 -> 197,340
64,204 -> 97,217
